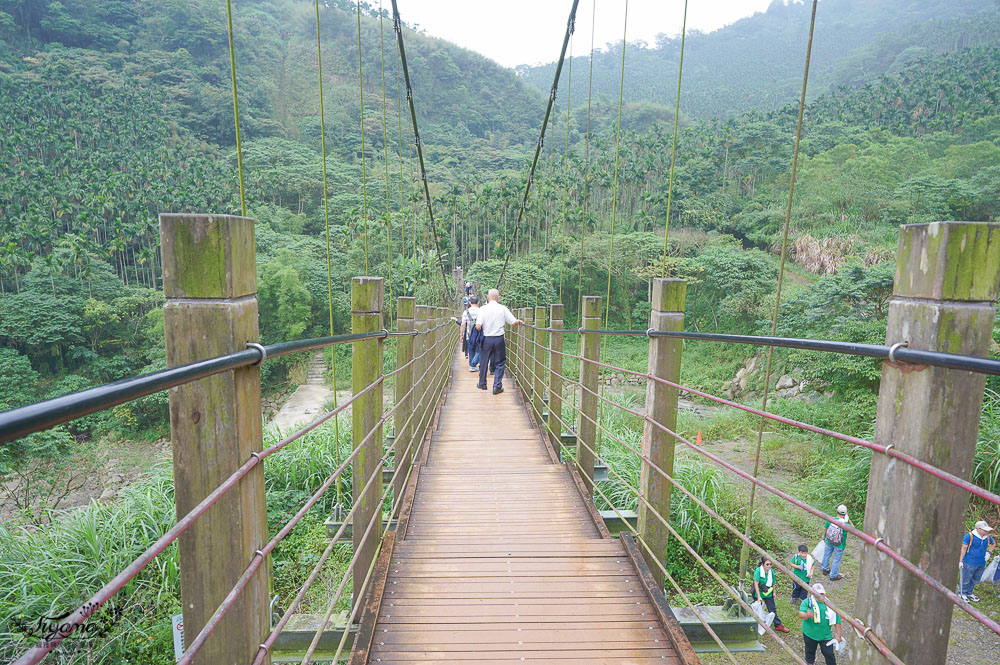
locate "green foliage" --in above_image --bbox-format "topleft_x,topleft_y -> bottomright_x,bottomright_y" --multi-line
465,259 -> 555,310
522,0 -> 997,121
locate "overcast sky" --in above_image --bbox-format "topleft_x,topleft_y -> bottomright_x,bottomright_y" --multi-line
394,0 -> 779,69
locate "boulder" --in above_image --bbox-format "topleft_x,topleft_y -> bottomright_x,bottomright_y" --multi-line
776,374 -> 795,390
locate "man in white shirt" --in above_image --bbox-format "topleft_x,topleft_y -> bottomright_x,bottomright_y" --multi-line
475,289 -> 522,395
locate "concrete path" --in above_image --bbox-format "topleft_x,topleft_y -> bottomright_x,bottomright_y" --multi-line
266,351 -> 335,433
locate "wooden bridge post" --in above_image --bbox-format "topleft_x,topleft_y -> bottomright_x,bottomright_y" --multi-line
548,304 -> 564,456
514,308 -> 525,391
414,305 -> 429,450
639,278 -> 686,589
160,213 -> 270,665
352,277 -> 384,604
851,222 -> 1000,665
578,296 -> 602,491
533,305 -> 549,425
453,268 -> 463,305
394,297 -> 415,508
524,307 -> 535,403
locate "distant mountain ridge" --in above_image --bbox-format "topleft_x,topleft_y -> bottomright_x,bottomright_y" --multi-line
518,0 -> 1000,120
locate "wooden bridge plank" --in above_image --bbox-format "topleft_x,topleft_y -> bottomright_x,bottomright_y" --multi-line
352,349 -> 695,664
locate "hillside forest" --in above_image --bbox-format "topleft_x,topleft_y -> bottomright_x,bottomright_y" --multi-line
1,0 -> 1000,663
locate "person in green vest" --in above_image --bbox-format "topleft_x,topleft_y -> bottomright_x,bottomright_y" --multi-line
753,557 -> 790,633
791,543 -> 815,604
798,582 -> 843,665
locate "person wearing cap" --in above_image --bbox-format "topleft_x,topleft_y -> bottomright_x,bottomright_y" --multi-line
753,557 -> 790,633
791,544 -> 815,604
798,583 -> 842,665
959,520 -> 996,602
821,505 -> 852,581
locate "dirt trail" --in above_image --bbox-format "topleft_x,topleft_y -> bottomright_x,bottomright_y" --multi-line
687,435 -> 1000,664
267,351 -> 334,433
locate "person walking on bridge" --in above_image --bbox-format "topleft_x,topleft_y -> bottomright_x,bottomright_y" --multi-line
475,289 -> 521,395
461,296 -> 482,372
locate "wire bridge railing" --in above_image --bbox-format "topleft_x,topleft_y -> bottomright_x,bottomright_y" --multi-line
2,292 -> 460,665
505,281 -> 1000,665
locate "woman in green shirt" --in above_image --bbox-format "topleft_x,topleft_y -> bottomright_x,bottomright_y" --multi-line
753,558 -> 790,633
798,582 -> 843,664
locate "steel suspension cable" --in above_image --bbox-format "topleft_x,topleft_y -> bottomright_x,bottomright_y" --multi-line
578,0 -> 596,321
659,0 -> 688,277
225,0 -> 246,216
739,0 -> 818,582
495,0 -> 581,291
315,0 -> 344,507
389,0 -> 450,299
356,0 -> 371,272
379,0 -> 394,313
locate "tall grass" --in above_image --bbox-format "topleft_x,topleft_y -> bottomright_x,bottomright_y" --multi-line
592,393 -> 779,604
0,417 -> 356,664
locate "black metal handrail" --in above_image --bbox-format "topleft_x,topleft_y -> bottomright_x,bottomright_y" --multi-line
0,322 -> 455,444
519,323 -> 1000,376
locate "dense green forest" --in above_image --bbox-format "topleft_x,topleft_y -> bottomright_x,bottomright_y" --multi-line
2,1 -> 1000,661
520,0 -> 1000,121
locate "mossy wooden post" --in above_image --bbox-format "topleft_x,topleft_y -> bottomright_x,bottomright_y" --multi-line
351,277 -> 384,605
548,304 -> 564,455
516,309 -> 524,388
524,307 -> 535,402
160,213 -> 270,665
394,297 -> 415,508
639,278 -> 686,589
850,222 -> 1000,665
414,306 -> 429,447
533,305 -> 548,424
578,296 -> 602,492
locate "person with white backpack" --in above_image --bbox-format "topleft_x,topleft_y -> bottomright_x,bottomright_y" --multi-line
959,520 -> 996,602
821,504 -> 852,581
797,582 -> 842,665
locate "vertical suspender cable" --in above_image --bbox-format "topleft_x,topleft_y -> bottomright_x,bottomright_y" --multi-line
597,0 -> 629,449
396,31 -> 406,288
315,0 -> 343,507
496,0 -> 581,291
738,0 -> 820,582
379,1 -> 394,317
578,0 -> 596,322
390,0 -> 451,299
356,1 -> 371,273
225,0 -> 246,216
602,0 -> 628,330
559,33 -> 573,304
659,0 -> 688,277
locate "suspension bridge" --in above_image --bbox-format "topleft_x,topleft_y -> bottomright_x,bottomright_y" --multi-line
3,0 -> 1000,664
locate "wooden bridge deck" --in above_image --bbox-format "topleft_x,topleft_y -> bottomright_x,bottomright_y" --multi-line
352,348 -> 697,665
